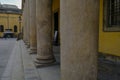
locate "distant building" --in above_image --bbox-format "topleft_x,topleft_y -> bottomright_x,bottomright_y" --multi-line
0,4 -> 22,38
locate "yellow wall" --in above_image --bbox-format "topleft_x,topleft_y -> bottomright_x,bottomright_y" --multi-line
0,13 -> 21,37
52,0 -> 60,12
99,0 -> 120,56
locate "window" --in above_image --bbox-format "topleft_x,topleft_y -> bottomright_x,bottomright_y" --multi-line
0,25 -> 4,32
14,25 -> 17,32
104,0 -> 120,31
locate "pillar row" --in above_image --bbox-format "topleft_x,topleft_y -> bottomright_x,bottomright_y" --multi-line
35,0 -> 55,66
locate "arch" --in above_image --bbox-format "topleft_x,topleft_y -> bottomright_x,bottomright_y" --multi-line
14,25 -> 17,32
0,25 -> 4,32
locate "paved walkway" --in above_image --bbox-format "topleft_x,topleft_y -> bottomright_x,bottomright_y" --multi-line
30,46 -> 60,80
98,57 -> 120,80
1,39 -> 119,80
1,40 -> 60,80
0,39 -> 16,78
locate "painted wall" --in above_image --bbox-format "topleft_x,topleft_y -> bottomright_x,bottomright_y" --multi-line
99,0 -> 120,56
0,13 -> 21,37
52,0 -> 60,12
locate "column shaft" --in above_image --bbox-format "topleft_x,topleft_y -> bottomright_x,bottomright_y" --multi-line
26,0 -> 30,47
22,9 -> 25,41
35,0 -> 55,66
60,0 -> 99,80
23,2 -> 27,43
29,0 -> 37,53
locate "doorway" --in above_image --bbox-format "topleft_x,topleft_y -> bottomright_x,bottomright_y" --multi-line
53,12 -> 59,46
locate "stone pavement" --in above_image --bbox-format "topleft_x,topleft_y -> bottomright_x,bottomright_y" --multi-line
1,40 -> 60,80
98,57 -> 120,80
0,39 -> 16,78
30,46 -> 60,80
0,39 -> 120,80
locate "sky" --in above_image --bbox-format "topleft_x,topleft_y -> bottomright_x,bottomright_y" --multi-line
0,0 -> 22,9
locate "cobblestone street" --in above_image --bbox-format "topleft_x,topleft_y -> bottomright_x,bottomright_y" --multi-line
0,39 -> 16,78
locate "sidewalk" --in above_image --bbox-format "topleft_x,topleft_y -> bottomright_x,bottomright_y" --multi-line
1,40 -> 60,80
0,39 -> 16,78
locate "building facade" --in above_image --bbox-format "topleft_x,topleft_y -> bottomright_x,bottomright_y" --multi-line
99,0 -> 120,56
0,4 -> 22,38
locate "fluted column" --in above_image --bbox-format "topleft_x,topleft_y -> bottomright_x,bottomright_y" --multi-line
35,0 -> 55,66
29,0 -> 37,54
60,0 -> 99,80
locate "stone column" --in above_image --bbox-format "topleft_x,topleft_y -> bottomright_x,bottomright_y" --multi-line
60,0 -> 99,80
35,0 -> 55,66
29,0 -> 37,54
22,8 -> 25,41
23,2 -> 27,43
26,0 -> 30,47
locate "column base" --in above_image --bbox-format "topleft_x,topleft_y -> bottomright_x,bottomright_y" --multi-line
29,48 -> 37,54
24,41 -> 28,45
34,57 -> 56,68
23,40 -> 26,43
24,41 -> 29,46
26,42 -> 30,48
26,45 -> 30,48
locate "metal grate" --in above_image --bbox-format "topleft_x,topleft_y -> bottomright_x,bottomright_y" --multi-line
108,0 -> 120,26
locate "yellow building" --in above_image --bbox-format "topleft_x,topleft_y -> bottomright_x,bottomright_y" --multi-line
99,0 -> 120,57
0,4 -> 22,38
